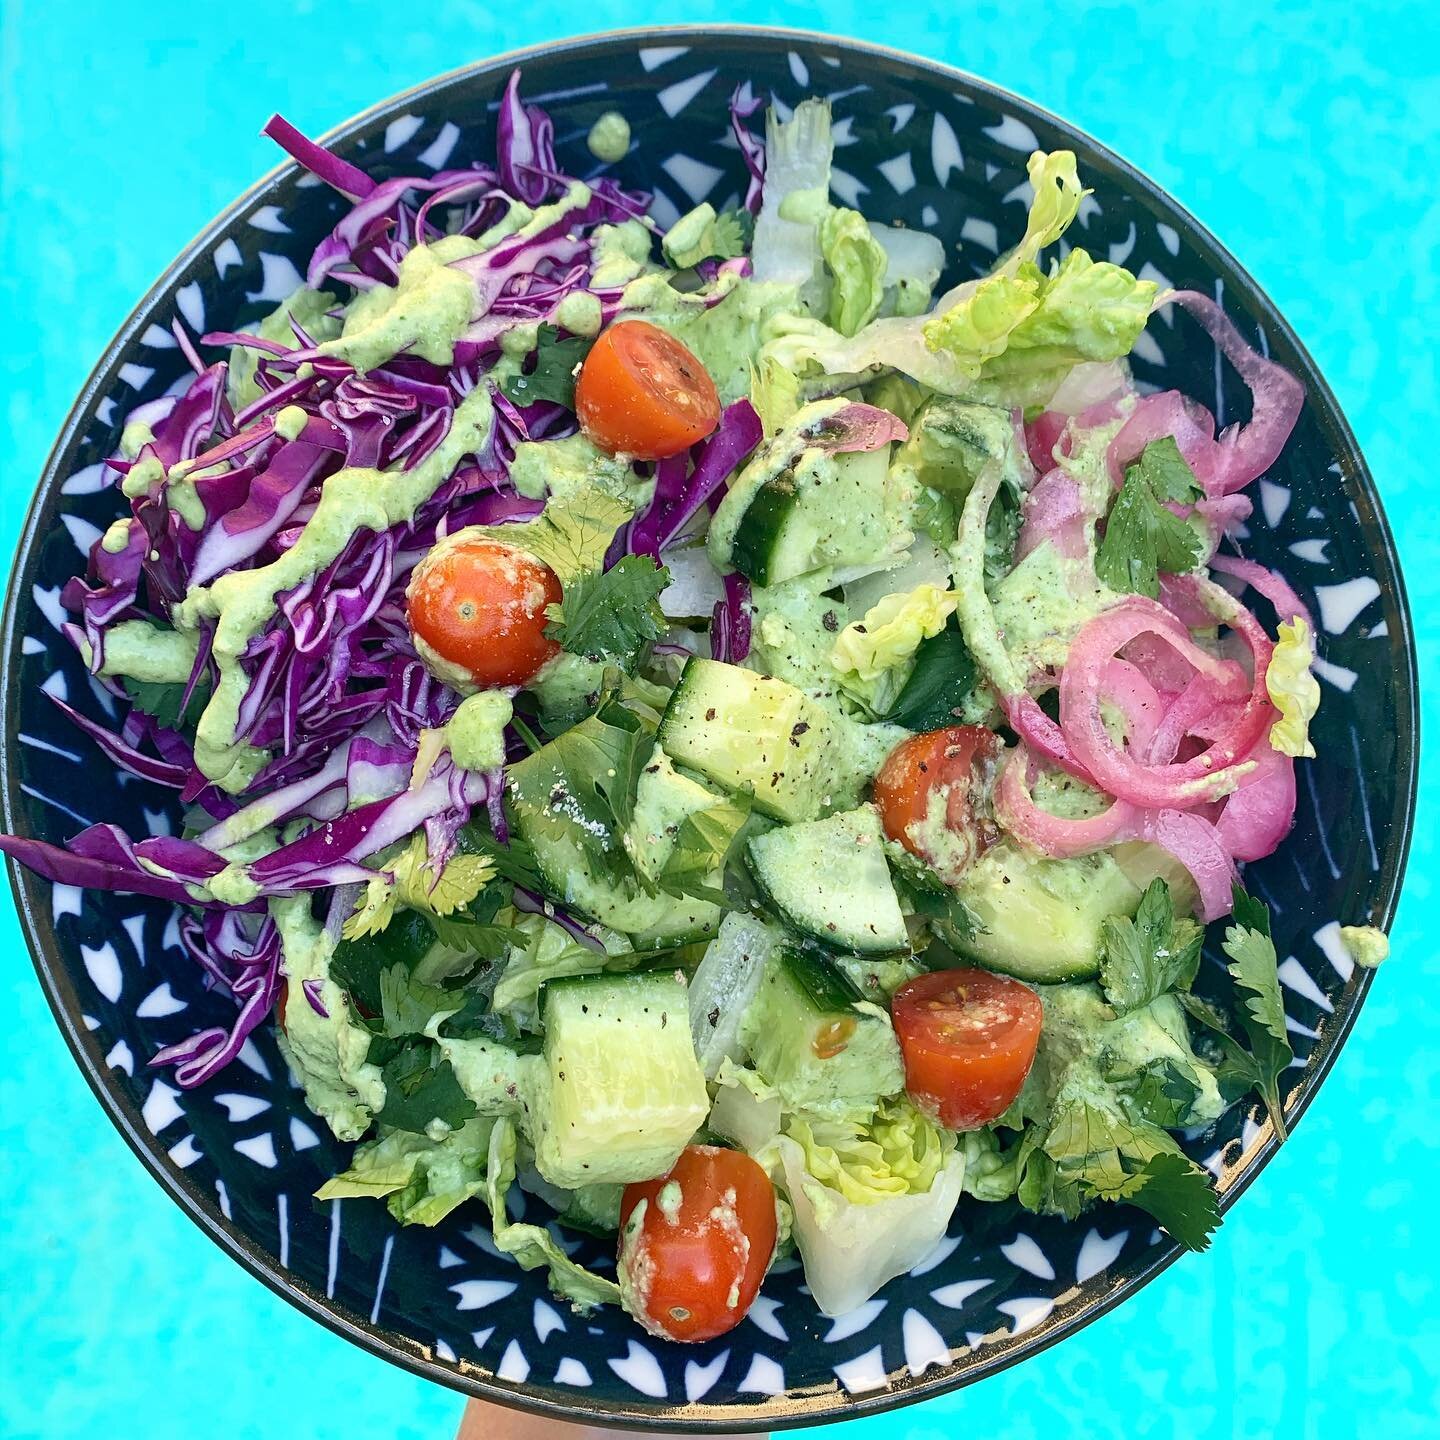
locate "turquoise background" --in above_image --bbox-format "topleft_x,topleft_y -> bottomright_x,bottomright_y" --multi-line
1,2 -> 1436,1436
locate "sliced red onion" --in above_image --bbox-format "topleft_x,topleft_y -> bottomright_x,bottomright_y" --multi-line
1214,736 -> 1296,862
1208,552 -> 1312,630
1167,290 -> 1305,495
1059,591 -> 1269,808
1016,468 -> 1087,561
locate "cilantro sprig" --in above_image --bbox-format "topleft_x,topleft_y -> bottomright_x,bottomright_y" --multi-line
1095,436 -> 1204,597
1100,878 -> 1204,1015
499,324 -> 592,410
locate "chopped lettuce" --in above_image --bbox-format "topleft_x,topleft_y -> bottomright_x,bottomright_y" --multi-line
831,583 -> 957,712
1266,617 -> 1321,759
761,1099 -> 966,1316
490,913 -> 610,1027
485,1116 -> 622,1312
316,1117 -> 495,1225
819,207 -> 887,336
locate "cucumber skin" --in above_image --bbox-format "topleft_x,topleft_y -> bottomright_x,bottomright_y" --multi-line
748,848 -> 911,958
728,480 -> 798,586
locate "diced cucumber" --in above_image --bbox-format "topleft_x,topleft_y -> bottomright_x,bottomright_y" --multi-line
951,841 -> 1144,982
738,945 -> 905,1117
657,658 -> 833,823
507,727 -> 721,945
624,746 -> 722,884
747,804 -> 909,955
530,971 -> 709,1189
729,446 -> 894,587
688,912 -> 784,1079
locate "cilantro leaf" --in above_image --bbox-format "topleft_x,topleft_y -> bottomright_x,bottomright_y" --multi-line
378,964 -> 458,1038
655,793 -> 753,905
544,553 -> 670,670
885,616 -> 979,731
499,324 -> 593,410
1177,988 -> 1292,1142
1128,1151 -> 1221,1251
1095,436 -> 1204,597
330,909 -> 435,1019
1099,879 -> 1204,1015
662,204 -> 754,269
341,835 -> 495,943
1221,886 -> 1288,1046
471,485 -> 632,585
375,1044 -> 476,1134
504,682 -> 654,889
438,991 -> 544,1053
121,673 -> 212,731
457,826 -> 545,893
1023,1095 -> 1220,1250
1109,1055 -> 1205,1129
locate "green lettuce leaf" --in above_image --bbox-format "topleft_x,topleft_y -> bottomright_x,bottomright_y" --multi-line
1266,618 -> 1321,759
819,206 -> 888,336
485,1117 -> 622,1312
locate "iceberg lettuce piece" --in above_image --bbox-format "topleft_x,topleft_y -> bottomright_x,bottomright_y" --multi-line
831,583 -> 957,712
763,1099 -> 965,1316
1265,617 -> 1321,759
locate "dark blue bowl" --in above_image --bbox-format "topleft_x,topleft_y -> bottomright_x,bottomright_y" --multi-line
1,27 -> 1416,1431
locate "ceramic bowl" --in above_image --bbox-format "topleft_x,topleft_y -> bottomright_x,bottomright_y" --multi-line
2,26 -> 1416,1431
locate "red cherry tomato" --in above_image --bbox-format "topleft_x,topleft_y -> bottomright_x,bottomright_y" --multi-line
406,536 -> 560,688
892,968 -> 1044,1130
618,1145 -> 777,1343
873,725 -> 1001,880
575,320 -> 721,460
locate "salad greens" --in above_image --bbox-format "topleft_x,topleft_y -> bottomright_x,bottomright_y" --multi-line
1,70 -> 1376,1339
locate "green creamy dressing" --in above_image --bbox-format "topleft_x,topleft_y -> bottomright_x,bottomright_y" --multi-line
228,286 -> 342,411
586,110 -> 631,163
553,290 -> 602,337
1339,924 -> 1389,969
589,221 -> 656,290
509,432 -> 648,505
315,184 -> 594,376
743,575 -> 905,812
271,893 -> 387,1141
624,273 -> 802,404
1033,983 -> 1226,1126
97,619 -> 198,683
119,420 -> 156,460
991,540 -> 1121,678
526,650 -> 609,718
445,691 -> 513,772
100,518 -> 133,555
319,241 -> 482,374
176,385 -> 496,792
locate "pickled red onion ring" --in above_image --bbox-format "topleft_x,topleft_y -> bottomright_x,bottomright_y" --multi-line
1059,583 -> 1272,808
1208,552 -> 1312,630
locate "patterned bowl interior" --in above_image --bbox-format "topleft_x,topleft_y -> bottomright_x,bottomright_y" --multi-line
3,29 -> 1415,1431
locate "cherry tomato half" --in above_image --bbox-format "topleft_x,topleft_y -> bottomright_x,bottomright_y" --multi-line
575,320 -> 721,460
873,725 -> 1001,882
618,1145 -> 777,1343
406,536 -> 560,688
892,969 -> 1044,1131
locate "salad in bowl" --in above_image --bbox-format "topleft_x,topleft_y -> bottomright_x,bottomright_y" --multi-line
1,71 -> 1388,1344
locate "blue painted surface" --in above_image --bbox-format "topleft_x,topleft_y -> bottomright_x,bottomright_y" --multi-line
0,2 -> 1435,1436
